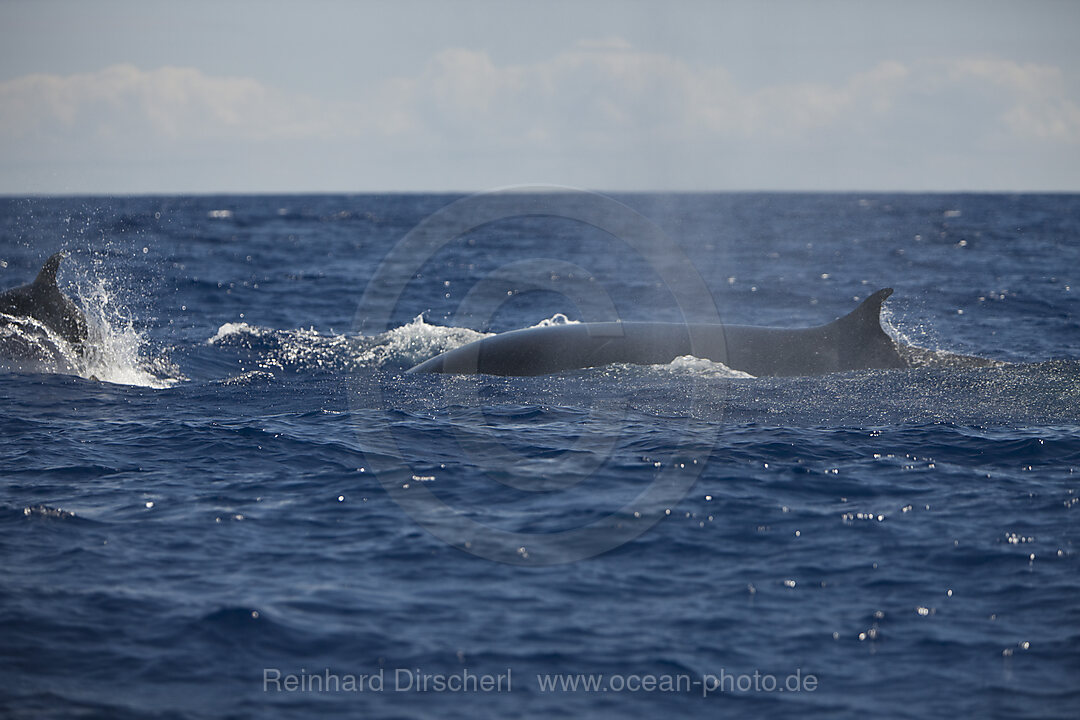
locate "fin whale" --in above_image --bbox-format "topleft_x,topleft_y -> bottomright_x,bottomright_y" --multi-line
407,288 -> 910,377
0,252 -> 89,351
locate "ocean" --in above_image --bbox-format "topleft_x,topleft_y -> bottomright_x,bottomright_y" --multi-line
1,192 -> 1077,718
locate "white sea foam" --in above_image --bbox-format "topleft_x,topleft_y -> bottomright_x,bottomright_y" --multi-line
531,313 -> 580,327
660,355 -> 755,379
208,321 -> 254,344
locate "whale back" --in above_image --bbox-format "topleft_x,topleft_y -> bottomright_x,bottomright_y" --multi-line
0,252 -> 89,347
407,288 -> 908,377
714,288 -> 904,376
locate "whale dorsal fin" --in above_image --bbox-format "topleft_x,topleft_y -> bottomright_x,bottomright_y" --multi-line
34,252 -> 65,289
827,287 -> 907,370
836,287 -> 893,331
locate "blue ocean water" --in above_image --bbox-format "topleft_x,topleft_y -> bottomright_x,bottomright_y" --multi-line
1,192 -> 1078,718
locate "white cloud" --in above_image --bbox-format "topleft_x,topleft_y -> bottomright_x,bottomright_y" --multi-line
0,64 -> 331,142
948,59 -> 1080,143
378,47 -> 1080,150
1,44 -> 1078,191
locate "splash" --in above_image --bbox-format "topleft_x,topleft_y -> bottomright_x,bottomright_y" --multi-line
363,315 -> 489,368
879,303 -> 921,351
880,303 -> 1001,370
0,312 -> 80,373
8,271 -> 185,389
208,315 -> 488,373
74,276 -> 181,387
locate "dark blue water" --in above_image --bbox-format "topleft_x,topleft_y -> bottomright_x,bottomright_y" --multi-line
2,193 -> 1078,718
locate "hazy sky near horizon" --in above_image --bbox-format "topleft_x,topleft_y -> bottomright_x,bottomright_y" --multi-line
1,0 -> 1078,193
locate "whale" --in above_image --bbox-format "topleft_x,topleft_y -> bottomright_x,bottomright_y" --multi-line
0,252 -> 89,354
408,288 -> 938,377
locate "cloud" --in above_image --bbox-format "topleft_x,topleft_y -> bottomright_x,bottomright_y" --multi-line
373,46 -> 1080,154
0,64 -> 334,143
948,59 -> 1080,143
1,44 -> 1078,191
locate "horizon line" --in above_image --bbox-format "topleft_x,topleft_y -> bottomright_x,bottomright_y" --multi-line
3,188 -> 1080,199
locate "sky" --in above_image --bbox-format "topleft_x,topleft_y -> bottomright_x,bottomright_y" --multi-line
1,0 -> 1078,193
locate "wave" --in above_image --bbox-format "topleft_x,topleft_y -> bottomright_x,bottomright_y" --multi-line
208,314 -> 489,374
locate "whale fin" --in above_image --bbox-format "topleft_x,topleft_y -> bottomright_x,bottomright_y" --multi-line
34,252 -> 66,288
827,287 -> 906,370
836,287 -> 893,331
1,251 -> 89,349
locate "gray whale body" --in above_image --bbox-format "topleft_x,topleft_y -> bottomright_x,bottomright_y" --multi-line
408,288 -> 910,377
0,252 -> 89,352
